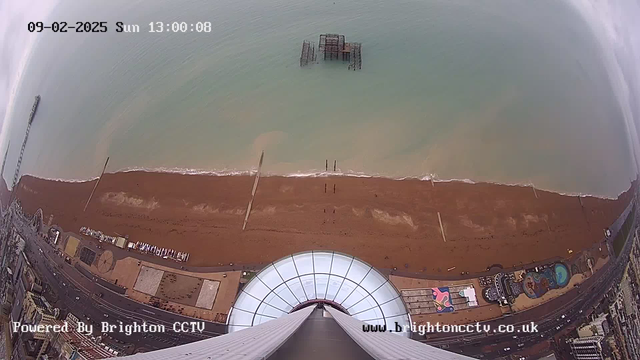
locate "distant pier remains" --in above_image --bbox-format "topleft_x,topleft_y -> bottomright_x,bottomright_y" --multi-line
299,40 -> 316,66
300,34 -> 362,70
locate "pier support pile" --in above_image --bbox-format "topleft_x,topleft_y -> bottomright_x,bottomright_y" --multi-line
299,40 -> 316,67
348,42 -> 362,70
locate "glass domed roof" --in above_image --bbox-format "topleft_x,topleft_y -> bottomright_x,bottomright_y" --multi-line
227,251 -> 411,336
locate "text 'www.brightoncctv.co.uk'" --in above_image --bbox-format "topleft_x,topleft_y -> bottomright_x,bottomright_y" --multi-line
363,322 -> 539,336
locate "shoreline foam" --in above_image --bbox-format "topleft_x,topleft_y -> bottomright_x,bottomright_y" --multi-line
21,165 -> 621,200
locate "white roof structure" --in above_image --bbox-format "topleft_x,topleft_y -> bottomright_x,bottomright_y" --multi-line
110,306 -> 316,360
227,251 -> 412,337
326,306 -> 473,359
112,305 -> 474,360
461,287 -> 478,307
111,251 -> 475,360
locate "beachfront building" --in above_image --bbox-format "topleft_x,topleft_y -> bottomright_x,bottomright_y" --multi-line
568,336 -> 605,360
113,251 -> 473,359
18,291 -> 57,359
577,313 -> 609,338
48,315 -> 115,360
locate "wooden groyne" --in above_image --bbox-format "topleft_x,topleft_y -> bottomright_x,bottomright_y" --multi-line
83,157 -> 110,212
242,151 -> 265,230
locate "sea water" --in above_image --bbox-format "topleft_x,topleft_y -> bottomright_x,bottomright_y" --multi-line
3,0 -> 636,197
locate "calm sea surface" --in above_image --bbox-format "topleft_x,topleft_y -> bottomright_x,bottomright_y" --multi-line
3,0 -> 636,196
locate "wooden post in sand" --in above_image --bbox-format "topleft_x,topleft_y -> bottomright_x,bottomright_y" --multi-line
578,194 -> 591,230
333,160 -> 337,172
83,157 -> 109,212
437,211 -> 446,242
242,151 -> 264,230
530,180 -> 539,199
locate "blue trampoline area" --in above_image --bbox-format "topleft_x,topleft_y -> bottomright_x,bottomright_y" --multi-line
554,263 -> 570,287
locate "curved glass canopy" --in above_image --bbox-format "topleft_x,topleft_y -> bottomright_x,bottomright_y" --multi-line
227,251 -> 411,337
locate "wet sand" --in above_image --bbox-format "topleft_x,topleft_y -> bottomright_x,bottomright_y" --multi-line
14,172 -> 635,274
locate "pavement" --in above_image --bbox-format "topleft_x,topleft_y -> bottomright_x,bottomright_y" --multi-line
66,228 -> 265,275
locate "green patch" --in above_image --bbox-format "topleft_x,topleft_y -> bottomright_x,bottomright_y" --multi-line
242,271 -> 257,281
613,205 -> 636,256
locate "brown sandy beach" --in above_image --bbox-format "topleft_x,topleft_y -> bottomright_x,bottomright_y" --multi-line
14,172 -> 634,274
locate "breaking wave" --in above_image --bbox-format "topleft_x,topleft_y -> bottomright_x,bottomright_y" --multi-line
21,166 -> 620,200
21,173 -> 99,183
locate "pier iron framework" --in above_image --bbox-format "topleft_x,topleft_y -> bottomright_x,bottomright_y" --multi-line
300,34 -> 362,70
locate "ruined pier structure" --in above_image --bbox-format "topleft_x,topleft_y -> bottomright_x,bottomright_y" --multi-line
299,40 -> 316,67
300,34 -> 361,70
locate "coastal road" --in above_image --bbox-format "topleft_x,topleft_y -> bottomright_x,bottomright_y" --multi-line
15,217 -> 226,354
22,241 -> 204,353
422,214 -> 637,359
